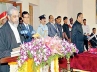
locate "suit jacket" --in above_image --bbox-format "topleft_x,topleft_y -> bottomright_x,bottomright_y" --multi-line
55,23 -> 63,38
63,24 -> 70,39
0,21 -> 24,58
18,23 -> 34,42
46,22 -> 59,37
71,20 -> 84,53
90,33 -> 97,47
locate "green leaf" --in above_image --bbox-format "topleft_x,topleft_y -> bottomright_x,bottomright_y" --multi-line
27,50 -> 32,58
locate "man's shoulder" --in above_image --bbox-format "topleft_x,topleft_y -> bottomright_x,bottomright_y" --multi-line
1,21 -> 9,29
46,22 -> 51,26
0,22 -> 9,34
90,33 -> 94,36
63,24 -> 68,26
73,22 -> 79,26
28,24 -> 33,27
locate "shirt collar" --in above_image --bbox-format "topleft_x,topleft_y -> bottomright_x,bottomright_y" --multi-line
40,24 -> 46,27
8,21 -> 17,28
23,22 -> 28,27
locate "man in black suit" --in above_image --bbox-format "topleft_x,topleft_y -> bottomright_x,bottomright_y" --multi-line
90,28 -> 97,48
0,6 -> 24,72
62,16 -> 70,42
71,12 -> 84,53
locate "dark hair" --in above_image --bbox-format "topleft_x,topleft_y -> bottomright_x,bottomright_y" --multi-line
39,15 -> 46,20
22,11 -> 29,17
49,15 -> 52,19
92,28 -> 96,30
77,12 -> 82,19
63,16 -> 68,20
57,16 -> 61,19
19,17 -> 22,21
69,18 -> 73,21
83,19 -> 86,21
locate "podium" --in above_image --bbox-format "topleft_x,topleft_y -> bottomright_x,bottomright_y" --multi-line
0,56 -> 89,72
0,56 -> 18,72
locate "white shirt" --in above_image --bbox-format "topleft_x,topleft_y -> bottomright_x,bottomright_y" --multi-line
24,22 -> 29,30
8,21 -> 21,43
82,25 -> 90,34
88,33 -> 97,41
69,24 -> 73,31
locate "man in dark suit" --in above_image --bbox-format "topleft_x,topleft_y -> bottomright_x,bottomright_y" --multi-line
18,11 -> 34,42
71,12 -> 84,53
46,15 -> 60,37
90,28 -> 97,48
0,6 -> 24,72
62,16 -> 70,42
55,16 -> 63,38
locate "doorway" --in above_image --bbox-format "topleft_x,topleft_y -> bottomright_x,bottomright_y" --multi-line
29,4 -> 33,26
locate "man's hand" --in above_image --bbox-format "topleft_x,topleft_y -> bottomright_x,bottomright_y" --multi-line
68,39 -> 71,43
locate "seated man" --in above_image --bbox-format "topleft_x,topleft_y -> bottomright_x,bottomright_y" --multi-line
89,28 -> 97,48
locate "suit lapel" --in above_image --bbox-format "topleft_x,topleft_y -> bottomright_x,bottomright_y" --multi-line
77,24 -> 83,34
6,22 -> 19,49
49,23 -> 57,32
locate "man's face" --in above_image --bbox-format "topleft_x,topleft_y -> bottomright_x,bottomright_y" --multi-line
22,14 -> 29,24
40,19 -> 46,25
83,20 -> 86,25
78,14 -> 83,24
2,18 -> 7,25
93,29 -> 96,34
70,21 -> 73,24
8,10 -> 19,25
49,15 -> 54,23
64,18 -> 68,24
57,18 -> 61,24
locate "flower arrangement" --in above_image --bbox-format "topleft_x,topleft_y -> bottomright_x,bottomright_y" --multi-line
61,39 -> 79,59
18,36 -> 78,72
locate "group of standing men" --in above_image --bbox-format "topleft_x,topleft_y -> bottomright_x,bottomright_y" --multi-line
0,6 -> 91,72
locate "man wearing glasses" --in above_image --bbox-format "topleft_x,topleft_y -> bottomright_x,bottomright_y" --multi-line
18,11 -> 35,42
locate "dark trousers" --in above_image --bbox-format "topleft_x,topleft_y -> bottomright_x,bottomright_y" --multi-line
84,39 -> 88,51
0,63 -> 9,72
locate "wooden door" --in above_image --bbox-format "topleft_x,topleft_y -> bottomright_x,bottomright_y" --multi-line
29,4 -> 33,26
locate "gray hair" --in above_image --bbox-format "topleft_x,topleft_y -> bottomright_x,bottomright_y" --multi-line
7,6 -> 19,16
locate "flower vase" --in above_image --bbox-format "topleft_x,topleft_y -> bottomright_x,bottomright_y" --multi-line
67,58 -> 70,72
